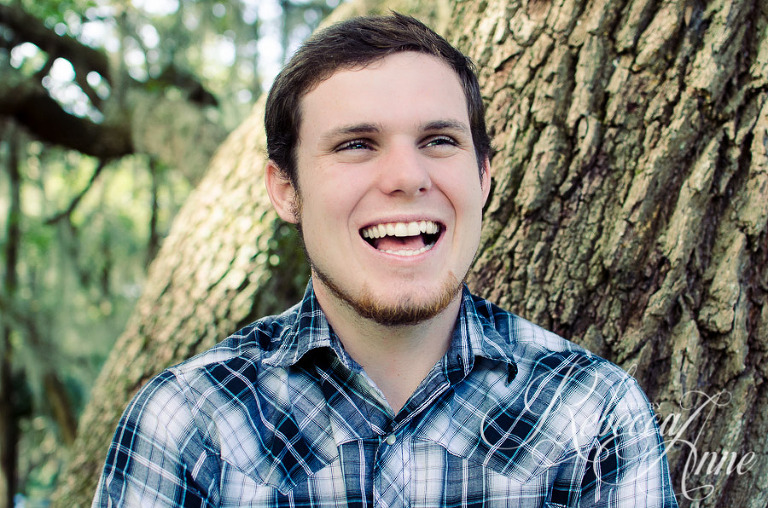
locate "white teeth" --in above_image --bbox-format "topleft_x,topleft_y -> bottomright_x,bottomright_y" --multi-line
380,243 -> 436,256
361,220 -> 441,239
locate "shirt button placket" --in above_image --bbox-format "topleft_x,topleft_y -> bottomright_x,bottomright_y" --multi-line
374,432 -> 401,507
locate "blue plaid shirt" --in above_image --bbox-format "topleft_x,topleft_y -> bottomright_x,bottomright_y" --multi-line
94,282 -> 677,507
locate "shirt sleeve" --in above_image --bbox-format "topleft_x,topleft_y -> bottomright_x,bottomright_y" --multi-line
578,377 -> 678,507
92,370 -> 220,508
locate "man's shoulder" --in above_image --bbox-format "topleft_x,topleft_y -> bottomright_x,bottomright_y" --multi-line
169,300 -> 303,376
469,291 -> 587,355
468,292 -> 633,387
121,301 -> 306,428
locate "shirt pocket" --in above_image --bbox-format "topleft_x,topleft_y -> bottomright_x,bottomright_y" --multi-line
219,458 -> 349,506
410,436 -> 565,507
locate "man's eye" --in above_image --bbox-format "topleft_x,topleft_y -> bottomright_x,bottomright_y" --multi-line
337,139 -> 371,151
424,136 -> 458,148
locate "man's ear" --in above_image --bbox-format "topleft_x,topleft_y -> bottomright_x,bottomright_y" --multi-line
481,156 -> 492,206
265,160 -> 299,224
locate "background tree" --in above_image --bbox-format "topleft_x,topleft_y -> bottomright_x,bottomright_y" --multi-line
53,0 -> 768,507
456,0 -> 767,505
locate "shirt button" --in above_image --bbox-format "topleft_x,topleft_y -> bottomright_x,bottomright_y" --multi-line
385,434 -> 396,445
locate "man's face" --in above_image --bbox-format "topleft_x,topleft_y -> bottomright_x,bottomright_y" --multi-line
273,52 -> 490,326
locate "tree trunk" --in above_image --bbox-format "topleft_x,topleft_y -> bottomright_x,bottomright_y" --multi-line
453,0 -> 767,506
53,0 -> 767,507
1,126 -> 21,508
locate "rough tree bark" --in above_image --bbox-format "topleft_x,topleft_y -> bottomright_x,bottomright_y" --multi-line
53,0 -> 767,507
456,0 -> 767,506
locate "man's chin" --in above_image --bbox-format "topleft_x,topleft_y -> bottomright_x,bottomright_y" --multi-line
313,268 -> 463,327
354,283 -> 461,326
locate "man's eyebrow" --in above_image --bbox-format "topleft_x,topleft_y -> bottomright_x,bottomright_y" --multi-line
421,120 -> 470,133
321,123 -> 382,141
319,120 -> 469,143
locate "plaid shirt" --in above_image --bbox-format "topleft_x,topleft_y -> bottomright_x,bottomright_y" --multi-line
94,282 -> 678,507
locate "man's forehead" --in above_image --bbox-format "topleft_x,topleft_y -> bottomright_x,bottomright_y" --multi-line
297,53 -> 469,135
307,51 -> 439,88
300,52 -> 462,102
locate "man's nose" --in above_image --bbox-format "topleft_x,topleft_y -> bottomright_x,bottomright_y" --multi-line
377,143 -> 432,196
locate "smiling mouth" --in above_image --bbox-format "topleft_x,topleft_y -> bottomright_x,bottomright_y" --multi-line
360,220 -> 443,256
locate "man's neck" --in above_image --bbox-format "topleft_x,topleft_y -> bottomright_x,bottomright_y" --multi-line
313,281 -> 461,414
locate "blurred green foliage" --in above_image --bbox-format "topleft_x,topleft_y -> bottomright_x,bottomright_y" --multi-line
0,0 -> 338,505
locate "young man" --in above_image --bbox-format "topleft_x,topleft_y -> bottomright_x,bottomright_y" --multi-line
93,14 -> 678,507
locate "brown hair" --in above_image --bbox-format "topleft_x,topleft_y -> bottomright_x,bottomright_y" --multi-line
264,12 -> 491,188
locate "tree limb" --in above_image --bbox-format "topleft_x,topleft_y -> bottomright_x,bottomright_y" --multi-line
0,77 -> 133,159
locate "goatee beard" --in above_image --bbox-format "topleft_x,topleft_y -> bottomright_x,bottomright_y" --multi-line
295,217 -> 464,326
312,262 -> 464,326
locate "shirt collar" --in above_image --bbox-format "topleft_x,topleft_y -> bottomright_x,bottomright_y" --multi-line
450,286 -> 518,377
263,280 -> 518,373
262,280 -> 352,369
